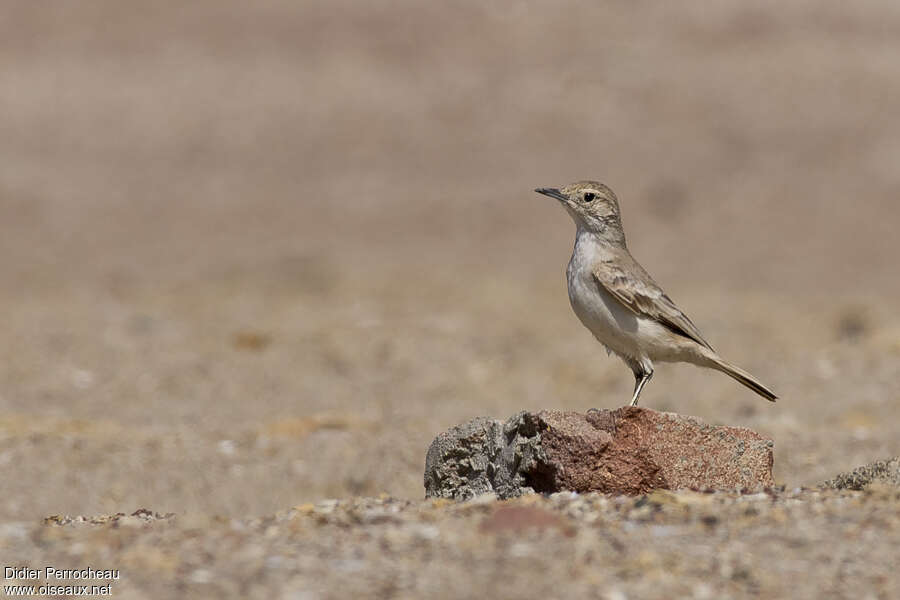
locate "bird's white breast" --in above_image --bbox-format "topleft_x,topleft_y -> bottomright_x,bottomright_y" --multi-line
566,230 -> 675,361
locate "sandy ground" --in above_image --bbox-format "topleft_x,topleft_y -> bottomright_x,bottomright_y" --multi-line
4,487 -> 898,599
1,1 -> 899,597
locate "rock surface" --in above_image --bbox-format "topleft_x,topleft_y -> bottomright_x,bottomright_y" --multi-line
821,456 -> 900,490
425,407 -> 774,499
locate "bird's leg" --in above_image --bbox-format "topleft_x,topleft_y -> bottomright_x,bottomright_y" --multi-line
629,364 -> 653,407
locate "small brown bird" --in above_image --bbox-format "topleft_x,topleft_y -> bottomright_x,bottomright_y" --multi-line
536,181 -> 777,406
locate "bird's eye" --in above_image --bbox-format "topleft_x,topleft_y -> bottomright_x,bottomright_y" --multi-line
583,192 -> 595,202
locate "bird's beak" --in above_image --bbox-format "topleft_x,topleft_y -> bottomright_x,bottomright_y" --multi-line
535,187 -> 567,202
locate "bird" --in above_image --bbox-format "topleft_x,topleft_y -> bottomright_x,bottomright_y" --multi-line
535,180 -> 777,406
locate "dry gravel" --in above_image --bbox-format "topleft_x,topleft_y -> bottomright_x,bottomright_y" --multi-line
5,487 -> 898,599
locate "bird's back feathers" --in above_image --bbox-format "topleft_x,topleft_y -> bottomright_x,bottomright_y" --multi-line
591,247 -> 714,351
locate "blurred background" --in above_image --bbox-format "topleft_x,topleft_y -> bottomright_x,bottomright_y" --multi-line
1,0 -> 898,521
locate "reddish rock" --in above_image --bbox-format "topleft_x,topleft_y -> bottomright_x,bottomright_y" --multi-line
543,407 -> 774,494
425,407 -> 774,499
480,505 -> 575,536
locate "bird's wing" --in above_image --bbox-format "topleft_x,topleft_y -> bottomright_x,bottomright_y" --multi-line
592,250 -> 714,351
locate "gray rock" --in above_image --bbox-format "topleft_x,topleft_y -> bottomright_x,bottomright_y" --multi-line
423,414 -> 538,500
821,456 -> 900,490
424,407 -> 775,500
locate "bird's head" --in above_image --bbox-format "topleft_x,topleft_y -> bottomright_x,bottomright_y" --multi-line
535,180 -> 626,245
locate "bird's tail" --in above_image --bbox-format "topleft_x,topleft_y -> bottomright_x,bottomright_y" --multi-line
707,355 -> 777,402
